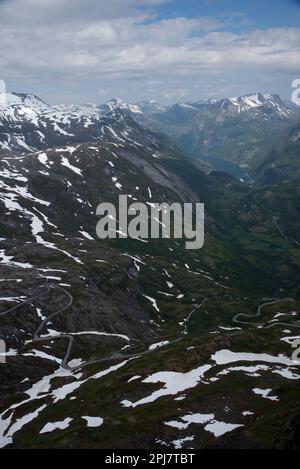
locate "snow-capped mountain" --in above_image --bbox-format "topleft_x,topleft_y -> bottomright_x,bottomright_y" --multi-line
136,100 -> 169,115
0,92 -> 51,116
216,93 -> 294,119
0,93 -> 163,154
1,92 -> 294,156
99,98 -> 143,115
125,93 -> 298,175
126,94 -> 295,121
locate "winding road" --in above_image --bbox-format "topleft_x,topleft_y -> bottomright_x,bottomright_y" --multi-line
233,297 -> 300,329
0,284 -> 139,371
0,283 -> 185,371
1,284 -> 300,372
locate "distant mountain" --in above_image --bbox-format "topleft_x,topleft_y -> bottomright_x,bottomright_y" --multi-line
137,100 -> 169,115
136,93 -> 294,123
98,98 -> 143,115
0,92 -> 51,115
0,93 -> 166,155
2,92 -> 296,181
128,93 -> 298,178
284,99 -> 300,115
255,120 -> 300,184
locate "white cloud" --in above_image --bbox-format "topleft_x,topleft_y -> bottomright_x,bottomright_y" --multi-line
162,88 -> 189,100
0,0 -> 170,23
0,0 -> 299,103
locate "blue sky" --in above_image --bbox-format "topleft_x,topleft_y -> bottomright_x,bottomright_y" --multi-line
0,0 -> 299,104
156,0 -> 300,29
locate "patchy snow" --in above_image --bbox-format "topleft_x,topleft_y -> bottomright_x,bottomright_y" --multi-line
61,156 -> 82,176
40,417 -> 73,434
0,358 -> 135,448
0,166 -> 28,182
36,307 -> 46,321
112,176 -> 122,190
273,368 -> 300,380
281,335 -> 300,345
53,381 -> 85,402
23,350 -> 61,364
165,413 -> 214,430
253,388 -> 279,401
128,375 -> 141,383
174,395 -> 186,401
171,436 -> 194,449
82,416 -> 103,428
37,153 -> 50,168
204,420 -> 243,437
121,364 -> 211,408
1,404 -> 47,447
0,250 -> 33,269
182,413 -> 215,426
149,341 -> 170,351
217,364 -> 270,378
0,349 -> 18,358
143,295 -> 159,312
212,350 -> 300,367
0,296 -> 22,302
79,231 -> 94,241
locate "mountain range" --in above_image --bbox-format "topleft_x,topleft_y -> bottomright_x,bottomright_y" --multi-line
133,93 -> 298,178
0,90 -> 300,449
1,91 -> 298,182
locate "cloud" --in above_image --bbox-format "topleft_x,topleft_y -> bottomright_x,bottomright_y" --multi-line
162,88 -> 189,100
0,0 -> 299,103
0,0 -> 170,23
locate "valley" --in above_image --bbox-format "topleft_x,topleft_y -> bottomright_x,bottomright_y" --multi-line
0,92 -> 300,449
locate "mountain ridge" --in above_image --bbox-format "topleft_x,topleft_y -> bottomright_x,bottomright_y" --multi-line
1,91 -> 297,179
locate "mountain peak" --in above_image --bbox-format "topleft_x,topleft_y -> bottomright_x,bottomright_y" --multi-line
229,92 -> 266,107
103,98 -> 142,114
221,92 -> 293,118
0,92 -> 51,115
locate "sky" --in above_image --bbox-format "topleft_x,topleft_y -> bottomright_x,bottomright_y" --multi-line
0,0 -> 300,104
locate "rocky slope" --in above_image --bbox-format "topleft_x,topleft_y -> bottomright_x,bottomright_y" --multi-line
0,95 -> 300,449
255,120 -> 300,185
